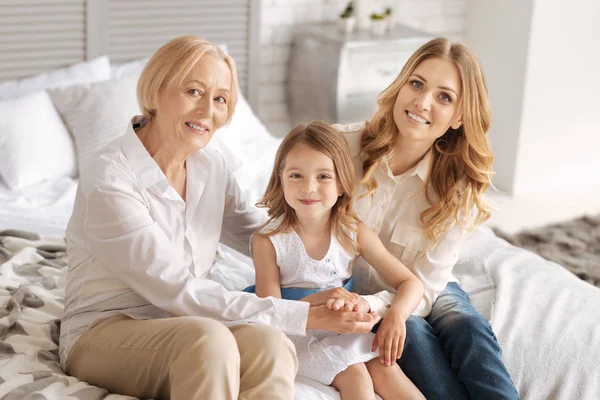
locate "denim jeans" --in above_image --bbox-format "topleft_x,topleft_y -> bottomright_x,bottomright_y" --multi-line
378,282 -> 519,400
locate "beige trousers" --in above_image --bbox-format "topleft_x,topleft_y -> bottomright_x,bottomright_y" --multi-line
66,315 -> 298,400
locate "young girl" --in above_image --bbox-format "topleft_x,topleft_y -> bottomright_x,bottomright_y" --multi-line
251,121 -> 425,400
330,38 -> 520,399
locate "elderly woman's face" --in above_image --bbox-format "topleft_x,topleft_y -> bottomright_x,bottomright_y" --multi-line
155,53 -> 232,151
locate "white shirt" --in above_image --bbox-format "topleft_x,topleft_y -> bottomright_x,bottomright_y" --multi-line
59,117 -> 309,368
336,123 -> 469,317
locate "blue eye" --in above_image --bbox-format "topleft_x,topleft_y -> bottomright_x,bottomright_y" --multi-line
215,95 -> 228,104
318,174 -> 332,180
289,173 -> 301,179
440,93 -> 452,103
188,89 -> 201,96
410,80 -> 423,89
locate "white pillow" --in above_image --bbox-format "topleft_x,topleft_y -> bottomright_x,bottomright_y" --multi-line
215,95 -> 282,204
48,75 -> 141,171
216,94 -> 279,163
0,56 -> 111,101
110,57 -> 149,79
0,91 -> 77,191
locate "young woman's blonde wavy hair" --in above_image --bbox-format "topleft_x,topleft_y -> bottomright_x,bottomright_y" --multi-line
137,35 -> 238,124
256,121 -> 361,255
361,37 -> 493,242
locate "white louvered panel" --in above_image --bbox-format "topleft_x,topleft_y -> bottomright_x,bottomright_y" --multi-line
109,0 -> 247,11
107,0 -> 252,95
0,0 -> 85,81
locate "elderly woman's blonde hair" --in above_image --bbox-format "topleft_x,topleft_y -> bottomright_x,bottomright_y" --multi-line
137,35 -> 239,124
361,37 -> 494,242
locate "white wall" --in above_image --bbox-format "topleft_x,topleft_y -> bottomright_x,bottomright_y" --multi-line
259,0 -> 469,136
514,0 -> 600,194
466,0 -> 600,195
464,0 -> 535,194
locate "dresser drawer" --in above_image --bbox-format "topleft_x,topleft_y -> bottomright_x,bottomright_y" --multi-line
342,42 -> 424,96
289,22 -> 432,126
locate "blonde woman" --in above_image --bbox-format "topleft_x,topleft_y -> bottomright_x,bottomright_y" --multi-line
60,36 -> 379,400
329,38 -> 520,399
251,121 -> 425,400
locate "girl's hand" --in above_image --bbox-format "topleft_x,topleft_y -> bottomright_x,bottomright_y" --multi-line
326,294 -> 370,312
371,309 -> 406,366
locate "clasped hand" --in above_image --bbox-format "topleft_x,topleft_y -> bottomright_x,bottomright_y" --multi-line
302,288 -> 405,366
301,287 -> 370,312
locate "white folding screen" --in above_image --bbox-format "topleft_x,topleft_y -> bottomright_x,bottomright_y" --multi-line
0,0 -> 86,80
87,0 -> 260,105
0,0 -> 260,108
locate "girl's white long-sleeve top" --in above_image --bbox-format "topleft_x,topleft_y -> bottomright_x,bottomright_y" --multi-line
59,117 -> 309,369
336,122 -> 470,318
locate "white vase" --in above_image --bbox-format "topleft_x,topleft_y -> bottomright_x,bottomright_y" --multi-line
354,0 -> 373,31
337,16 -> 356,34
370,19 -> 387,36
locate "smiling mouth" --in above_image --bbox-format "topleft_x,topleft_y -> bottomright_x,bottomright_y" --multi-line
299,199 -> 319,205
406,111 -> 430,125
185,122 -> 209,133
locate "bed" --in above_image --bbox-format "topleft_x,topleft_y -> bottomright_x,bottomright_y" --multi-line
1,2 -> 599,399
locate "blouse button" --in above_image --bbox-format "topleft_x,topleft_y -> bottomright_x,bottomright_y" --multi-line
326,258 -> 331,263
332,271 -> 337,275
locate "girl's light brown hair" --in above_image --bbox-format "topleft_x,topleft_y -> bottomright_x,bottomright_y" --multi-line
137,35 -> 238,124
256,121 -> 361,255
361,37 -> 493,242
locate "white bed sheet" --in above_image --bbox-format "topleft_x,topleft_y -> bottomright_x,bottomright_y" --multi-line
456,226 -> 600,399
0,177 -> 77,237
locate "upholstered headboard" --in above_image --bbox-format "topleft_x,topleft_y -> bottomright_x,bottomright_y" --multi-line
0,0 -> 261,108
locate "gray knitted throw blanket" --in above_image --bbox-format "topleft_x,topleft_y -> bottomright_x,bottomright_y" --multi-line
493,214 -> 600,288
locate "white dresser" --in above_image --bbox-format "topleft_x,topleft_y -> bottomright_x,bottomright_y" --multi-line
288,23 -> 432,125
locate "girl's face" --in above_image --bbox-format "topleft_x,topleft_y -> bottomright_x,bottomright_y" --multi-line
153,53 -> 231,152
281,143 -> 342,221
392,57 -> 463,146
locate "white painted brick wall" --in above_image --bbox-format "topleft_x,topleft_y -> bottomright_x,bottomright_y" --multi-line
258,0 -> 468,137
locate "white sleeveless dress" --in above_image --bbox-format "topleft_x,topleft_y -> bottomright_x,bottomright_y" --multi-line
265,222 -> 379,385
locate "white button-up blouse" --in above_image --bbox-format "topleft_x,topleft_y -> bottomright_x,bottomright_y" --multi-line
336,123 -> 469,318
59,117 -> 309,368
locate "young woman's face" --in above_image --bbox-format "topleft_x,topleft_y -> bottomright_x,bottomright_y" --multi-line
392,57 -> 463,146
154,53 -> 231,152
281,143 -> 342,221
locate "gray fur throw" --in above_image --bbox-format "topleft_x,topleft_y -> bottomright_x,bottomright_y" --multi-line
493,214 -> 600,288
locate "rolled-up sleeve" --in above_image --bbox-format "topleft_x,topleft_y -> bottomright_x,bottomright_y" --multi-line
362,291 -> 395,317
84,182 -> 308,335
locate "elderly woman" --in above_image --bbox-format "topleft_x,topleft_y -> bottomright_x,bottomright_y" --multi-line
59,36 -> 380,400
